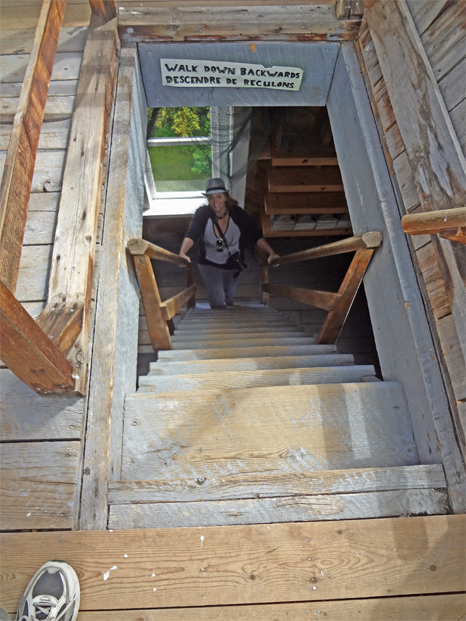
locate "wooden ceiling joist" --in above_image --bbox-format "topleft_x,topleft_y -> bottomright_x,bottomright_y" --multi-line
118,4 -> 361,44
89,0 -> 117,22
0,0 -> 66,293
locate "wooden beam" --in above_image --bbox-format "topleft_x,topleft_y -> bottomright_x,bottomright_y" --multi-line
0,0 -> 66,293
38,16 -> 118,394
161,285 -> 196,321
186,263 -> 195,309
401,207 -> 466,236
268,166 -> 344,192
261,265 -> 270,305
269,232 -> 382,266
128,238 -> 190,267
0,516 -> 464,611
89,0 -> 117,21
117,5 -> 361,45
271,154 -> 338,166
133,254 -> 171,351
317,248 -> 374,343
335,0 -> 365,20
366,0 -> 466,357
265,192 -> 348,214
262,283 -> 340,311
35,301 -> 84,355
0,281 -> 75,394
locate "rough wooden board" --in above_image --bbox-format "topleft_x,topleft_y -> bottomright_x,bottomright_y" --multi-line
15,244 -> 52,302
0,51 -> 83,84
406,0 -> 454,36
420,1 -> 466,81
436,313 -> 466,401
0,369 -> 84,441
138,365 -> 376,392
150,354 -> 355,376
438,57 -> 466,113
450,98 -> 466,155
0,26 -> 88,55
80,48 -> 146,528
265,191 -> 348,214
158,344 -> 337,361
372,78 -> 396,131
0,150 -> 66,193
392,151 -> 419,211
385,121 -> 405,161
0,3 -> 91,30
0,94 -> 75,122
1,516 -> 464,610
109,464 -> 446,504
122,382 -> 417,480
1,79 -> 79,98
360,38 -> 382,85
367,0 -> 466,359
110,488 -> 448,529
171,330 -> 305,341
416,242 -> 452,320
268,167 -> 343,192
0,440 -> 80,530
172,337 -> 317,350
0,119 -> 71,151
72,594 -> 466,621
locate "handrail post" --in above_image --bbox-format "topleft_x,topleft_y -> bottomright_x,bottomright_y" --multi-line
133,255 -> 171,351
262,265 -> 270,306
317,248 -> 374,344
187,263 -> 196,309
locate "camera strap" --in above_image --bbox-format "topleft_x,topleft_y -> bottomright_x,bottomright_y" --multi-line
213,217 -> 233,258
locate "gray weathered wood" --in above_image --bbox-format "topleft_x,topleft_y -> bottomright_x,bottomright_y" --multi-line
0,51 -> 83,83
367,0 -> 466,360
172,336 -> 317,350
159,344 -> 336,361
0,441 -> 80,530
109,488 -> 447,529
109,464 -> 446,504
138,365 -> 376,392
0,94 -> 75,122
150,353 -> 355,376
328,43 -> 466,511
122,382 -> 416,480
0,119 -> 72,151
0,369 -> 84,441
0,26 -> 88,55
171,329 -> 305,341
80,48 -> 147,529
0,150 -> 66,193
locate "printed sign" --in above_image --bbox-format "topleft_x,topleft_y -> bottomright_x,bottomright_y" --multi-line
160,59 -> 303,91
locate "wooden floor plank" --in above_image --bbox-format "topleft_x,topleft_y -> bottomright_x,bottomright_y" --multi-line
158,344 -> 337,361
122,382 -> 417,480
0,441 -> 81,530
74,593 -> 466,620
1,516 -> 464,611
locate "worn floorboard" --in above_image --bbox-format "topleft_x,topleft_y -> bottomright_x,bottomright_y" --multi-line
1,516 -> 464,611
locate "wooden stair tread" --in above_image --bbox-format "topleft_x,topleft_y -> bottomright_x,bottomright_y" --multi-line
268,167 -> 344,192
138,365 -> 377,392
149,354 -> 356,375
171,330 -> 307,342
122,382 -> 417,480
2,516 -> 464,611
158,344 -> 337,361
110,464 -> 446,503
171,336 -> 317,350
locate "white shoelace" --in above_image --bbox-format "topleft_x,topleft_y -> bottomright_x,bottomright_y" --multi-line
20,594 -> 77,621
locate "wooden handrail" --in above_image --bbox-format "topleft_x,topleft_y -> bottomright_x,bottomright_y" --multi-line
269,232 -> 382,266
402,207 -> 466,243
262,233 -> 382,344
128,238 -> 191,267
128,239 -> 196,351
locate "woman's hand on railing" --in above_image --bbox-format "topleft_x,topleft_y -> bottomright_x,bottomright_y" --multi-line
179,251 -> 191,263
267,252 -> 280,265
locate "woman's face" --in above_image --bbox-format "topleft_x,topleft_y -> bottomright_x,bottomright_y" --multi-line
208,192 -> 228,217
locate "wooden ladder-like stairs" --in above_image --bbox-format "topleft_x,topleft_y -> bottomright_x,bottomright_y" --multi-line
109,304 -> 447,529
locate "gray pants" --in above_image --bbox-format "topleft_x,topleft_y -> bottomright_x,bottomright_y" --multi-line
198,263 -> 238,308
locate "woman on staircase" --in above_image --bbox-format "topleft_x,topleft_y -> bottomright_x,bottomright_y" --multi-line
179,178 -> 278,308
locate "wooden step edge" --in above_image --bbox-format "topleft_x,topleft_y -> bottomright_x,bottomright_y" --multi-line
109,464 -> 446,505
158,344 -> 338,359
171,338 -> 318,350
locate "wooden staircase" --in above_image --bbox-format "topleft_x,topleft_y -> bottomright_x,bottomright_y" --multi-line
109,304 -> 448,529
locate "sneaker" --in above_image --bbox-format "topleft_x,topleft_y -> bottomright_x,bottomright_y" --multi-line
15,560 -> 80,621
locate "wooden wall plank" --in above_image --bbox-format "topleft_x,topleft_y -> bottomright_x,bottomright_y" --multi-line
0,369 -> 84,441
367,0 -> 466,361
0,25 -> 88,55
406,0 -> 454,36
0,516 -> 464,610
38,16 -> 118,392
0,0 -> 66,293
15,244 -> 52,302
0,94 -> 76,122
80,48 -> 146,529
73,594 -> 466,621
0,440 -> 80,530
0,51 -> 83,83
